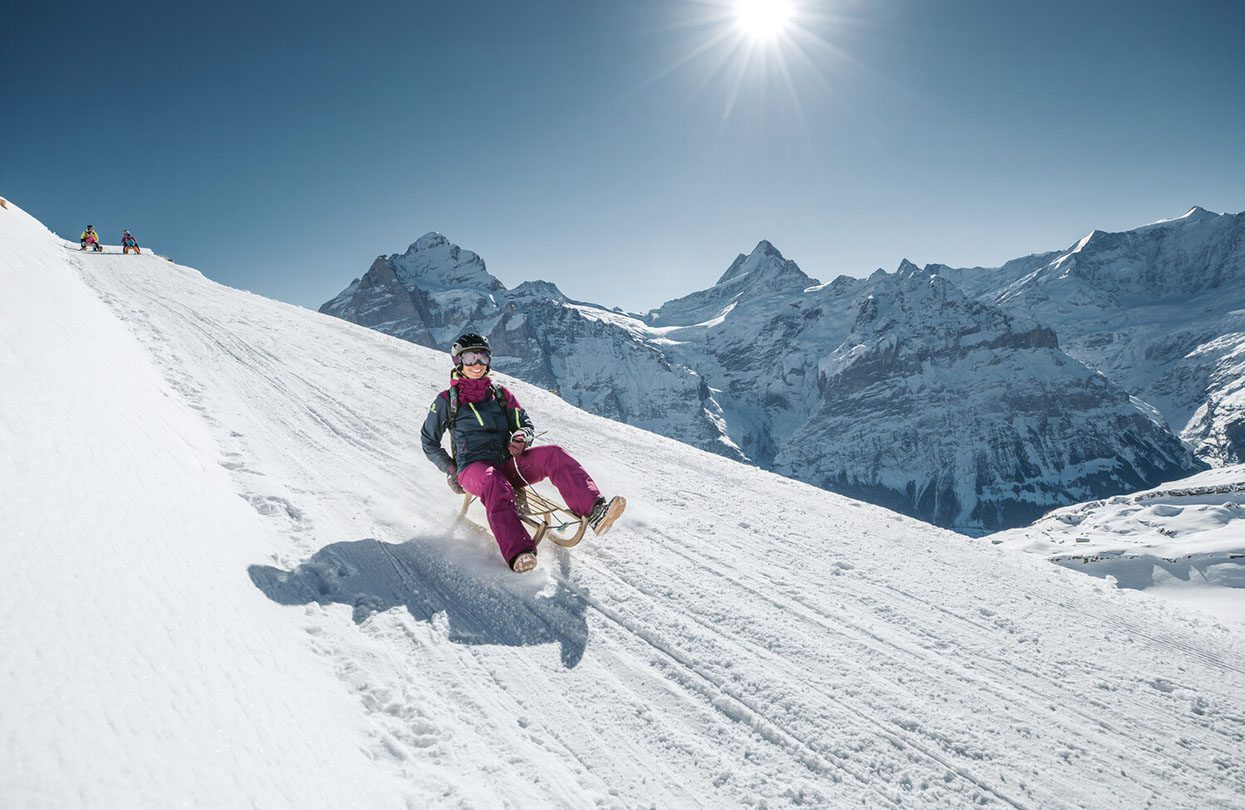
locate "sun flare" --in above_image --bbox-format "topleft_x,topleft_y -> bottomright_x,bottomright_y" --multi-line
650,0 -> 850,121
734,0 -> 795,41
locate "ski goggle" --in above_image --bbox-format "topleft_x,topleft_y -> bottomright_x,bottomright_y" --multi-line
457,350 -> 491,366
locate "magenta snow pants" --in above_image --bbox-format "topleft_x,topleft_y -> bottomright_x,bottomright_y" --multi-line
456,445 -> 601,564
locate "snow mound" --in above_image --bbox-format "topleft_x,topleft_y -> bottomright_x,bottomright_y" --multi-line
992,464 -> 1245,625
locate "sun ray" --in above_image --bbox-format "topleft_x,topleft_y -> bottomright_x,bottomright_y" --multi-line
722,39 -> 758,119
690,35 -> 752,101
647,0 -> 889,127
647,25 -> 740,86
772,37 -> 809,132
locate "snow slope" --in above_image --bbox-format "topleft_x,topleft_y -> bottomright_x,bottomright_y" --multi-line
0,207 -> 403,807
4,199 -> 1245,807
992,465 -> 1245,626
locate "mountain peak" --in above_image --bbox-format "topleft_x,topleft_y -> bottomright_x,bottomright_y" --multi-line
1143,206 -> 1221,230
509,279 -> 568,302
408,232 -> 450,253
385,232 -> 504,294
751,239 -> 784,259
715,239 -> 806,286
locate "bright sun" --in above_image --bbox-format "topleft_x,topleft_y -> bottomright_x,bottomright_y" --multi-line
734,0 -> 795,41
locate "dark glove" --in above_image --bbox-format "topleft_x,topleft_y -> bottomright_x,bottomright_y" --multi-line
447,466 -> 465,495
508,428 -> 533,457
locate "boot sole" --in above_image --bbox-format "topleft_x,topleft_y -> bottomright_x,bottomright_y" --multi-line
512,552 -> 538,573
592,496 -> 627,536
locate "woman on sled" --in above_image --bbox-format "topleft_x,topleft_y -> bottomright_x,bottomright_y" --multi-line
420,332 -> 626,573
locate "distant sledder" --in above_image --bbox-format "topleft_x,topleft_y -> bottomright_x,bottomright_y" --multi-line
121,229 -> 141,254
79,225 -> 103,252
421,332 -> 626,573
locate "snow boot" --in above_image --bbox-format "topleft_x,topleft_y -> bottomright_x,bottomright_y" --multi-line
587,496 -> 626,536
511,551 -> 538,573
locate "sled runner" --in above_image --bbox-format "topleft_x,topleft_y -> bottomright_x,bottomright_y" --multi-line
458,486 -> 589,548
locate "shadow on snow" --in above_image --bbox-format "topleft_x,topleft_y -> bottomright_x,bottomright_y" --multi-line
248,533 -> 591,668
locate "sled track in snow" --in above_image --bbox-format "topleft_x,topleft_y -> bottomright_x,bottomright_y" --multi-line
639,532 -> 1243,798
441,519 -> 906,805
846,570 -> 1245,759
545,569 -> 914,808
370,533 -> 715,806
583,540 -> 1060,805
738,538 -> 1245,759
557,555 -> 1034,809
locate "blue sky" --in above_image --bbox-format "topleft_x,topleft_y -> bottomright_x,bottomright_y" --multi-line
4,0 -> 1243,313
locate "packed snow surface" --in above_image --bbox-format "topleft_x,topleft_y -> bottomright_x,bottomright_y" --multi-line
3,199 -> 1245,808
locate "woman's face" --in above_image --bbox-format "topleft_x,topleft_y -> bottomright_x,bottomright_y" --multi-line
461,361 -> 489,379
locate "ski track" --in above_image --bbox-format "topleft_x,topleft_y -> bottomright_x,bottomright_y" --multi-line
655,523 -> 1245,753
558,537 -> 1025,807
73,252 -> 1245,808
644,529 -> 1242,799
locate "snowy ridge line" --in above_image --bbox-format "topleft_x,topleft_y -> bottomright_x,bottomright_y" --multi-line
1136,482 -> 1245,500
1047,481 -> 1245,522
1053,550 -> 1245,566
645,531 -> 1236,798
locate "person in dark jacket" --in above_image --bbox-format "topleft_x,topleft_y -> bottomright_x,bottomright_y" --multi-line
421,332 -> 626,572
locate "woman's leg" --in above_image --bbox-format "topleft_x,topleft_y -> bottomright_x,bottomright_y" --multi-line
512,445 -> 601,517
457,461 -> 535,564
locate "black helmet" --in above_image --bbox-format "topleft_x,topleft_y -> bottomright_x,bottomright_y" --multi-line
450,332 -> 491,364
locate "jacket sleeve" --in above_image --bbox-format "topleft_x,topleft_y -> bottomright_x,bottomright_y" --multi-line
499,386 -> 534,439
420,394 -> 455,474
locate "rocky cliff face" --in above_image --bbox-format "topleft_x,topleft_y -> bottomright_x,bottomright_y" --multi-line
934,207 -> 1245,465
771,268 -> 1200,531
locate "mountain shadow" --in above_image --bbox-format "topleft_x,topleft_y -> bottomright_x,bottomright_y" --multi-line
249,534 -> 590,668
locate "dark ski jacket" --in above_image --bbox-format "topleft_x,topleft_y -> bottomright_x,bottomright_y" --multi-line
421,374 -> 533,475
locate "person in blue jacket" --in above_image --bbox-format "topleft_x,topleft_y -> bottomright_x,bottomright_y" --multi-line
121,230 -> 141,254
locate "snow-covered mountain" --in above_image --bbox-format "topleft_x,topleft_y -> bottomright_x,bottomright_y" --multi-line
773,265 -> 1198,530
6,196 -> 1245,808
934,207 -> 1245,465
991,464 -> 1245,626
324,237 -> 1202,532
321,235 -> 739,459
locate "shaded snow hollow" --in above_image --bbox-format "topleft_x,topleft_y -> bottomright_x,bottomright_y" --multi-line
2,198 -> 1245,808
